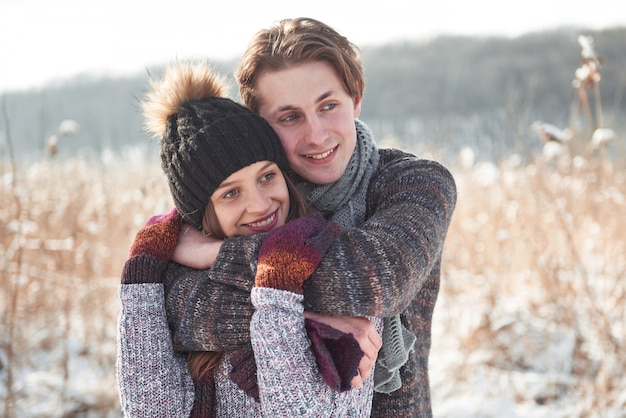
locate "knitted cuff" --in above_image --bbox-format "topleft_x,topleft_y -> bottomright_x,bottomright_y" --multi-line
305,318 -> 364,392
121,254 -> 169,284
229,345 -> 259,402
129,207 -> 181,261
255,263 -> 309,294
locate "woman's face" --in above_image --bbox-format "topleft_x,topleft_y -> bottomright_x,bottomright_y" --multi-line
210,161 -> 290,237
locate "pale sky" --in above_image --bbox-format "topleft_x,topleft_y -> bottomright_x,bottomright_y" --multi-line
1,0 -> 624,93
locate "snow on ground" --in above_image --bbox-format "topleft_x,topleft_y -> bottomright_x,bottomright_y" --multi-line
2,156 -> 624,417
4,276 -> 622,418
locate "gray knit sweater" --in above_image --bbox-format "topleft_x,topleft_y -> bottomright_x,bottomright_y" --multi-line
117,284 -> 195,416
164,145 -> 457,417
117,283 -> 381,416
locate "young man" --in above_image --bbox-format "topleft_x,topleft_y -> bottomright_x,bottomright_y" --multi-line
164,18 -> 457,417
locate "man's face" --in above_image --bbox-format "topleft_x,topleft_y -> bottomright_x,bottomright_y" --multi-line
255,61 -> 361,185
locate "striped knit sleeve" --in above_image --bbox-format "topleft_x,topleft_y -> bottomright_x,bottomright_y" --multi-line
116,283 -> 195,417
163,234 -> 262,352
302,150 -> 457,317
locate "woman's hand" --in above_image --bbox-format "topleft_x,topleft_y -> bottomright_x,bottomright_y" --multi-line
171,224 -> 223,269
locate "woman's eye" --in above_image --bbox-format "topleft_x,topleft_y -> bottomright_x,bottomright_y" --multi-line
261,172 -> 276,183
323,103 -> 336,111
223,189 -> 239,199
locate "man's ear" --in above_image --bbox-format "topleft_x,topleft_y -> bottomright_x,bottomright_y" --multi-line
353,95 -> 362,118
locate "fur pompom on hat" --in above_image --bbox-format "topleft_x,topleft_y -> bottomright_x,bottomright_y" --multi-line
141,62 -> 288,230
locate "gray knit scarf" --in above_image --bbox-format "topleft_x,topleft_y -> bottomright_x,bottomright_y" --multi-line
296,119 -> 416,394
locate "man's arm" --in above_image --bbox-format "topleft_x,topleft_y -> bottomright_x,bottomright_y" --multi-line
302,150 -> 457,317
163,234 -> 261,352
164,150 -> 456,350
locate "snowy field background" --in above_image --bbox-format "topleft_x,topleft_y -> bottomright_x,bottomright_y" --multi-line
1,142 -> 624,417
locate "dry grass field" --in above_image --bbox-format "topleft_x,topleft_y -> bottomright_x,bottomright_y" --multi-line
431,151 -> 625,417
0,155 -> 172,416
1,145 -> 624,416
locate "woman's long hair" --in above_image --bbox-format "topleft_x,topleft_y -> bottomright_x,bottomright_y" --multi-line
187,170 -> 310,381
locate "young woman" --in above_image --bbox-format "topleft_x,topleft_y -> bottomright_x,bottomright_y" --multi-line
163,17 -> 458,418
116,62 -> 381,416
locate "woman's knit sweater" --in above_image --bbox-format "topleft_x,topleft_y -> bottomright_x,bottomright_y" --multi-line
117,283 -> 380,416
163,146 -> 457,417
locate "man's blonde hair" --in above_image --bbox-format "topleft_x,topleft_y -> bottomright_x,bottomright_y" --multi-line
236,17 -> 365,113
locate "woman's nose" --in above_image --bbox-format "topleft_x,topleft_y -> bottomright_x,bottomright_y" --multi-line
245,188 -> 271,213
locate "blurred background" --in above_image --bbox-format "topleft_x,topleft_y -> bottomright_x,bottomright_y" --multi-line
1,1 -> 625,417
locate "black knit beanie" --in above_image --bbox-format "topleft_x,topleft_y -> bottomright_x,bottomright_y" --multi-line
160,96 -> 288,230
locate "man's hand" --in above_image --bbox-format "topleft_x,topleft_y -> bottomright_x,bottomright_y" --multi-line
171,224 -> 223,269
304,312 -> 382,388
